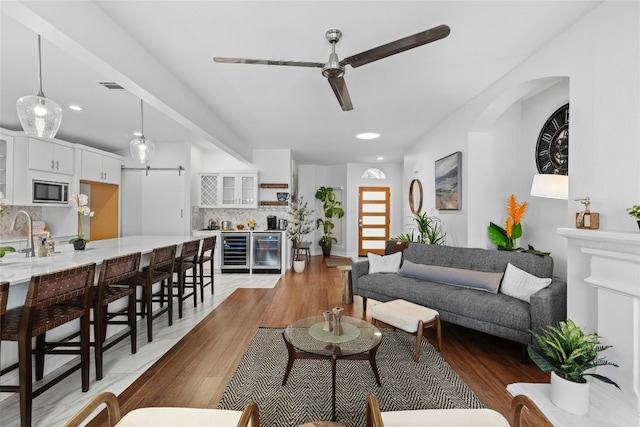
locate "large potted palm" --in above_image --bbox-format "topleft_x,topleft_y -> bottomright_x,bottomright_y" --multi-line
528,319 -> 619,415
315,186 -> 344,257
287,197 -> 314,272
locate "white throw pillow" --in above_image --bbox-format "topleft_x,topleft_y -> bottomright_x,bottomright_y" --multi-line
500,263 -> 552,303
368,251 -> 402,274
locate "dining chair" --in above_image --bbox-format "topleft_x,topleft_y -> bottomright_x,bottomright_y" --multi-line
365,393 -> 552,427
0,264 -> 96,427
64,391 -> 260,427
136,244 -> 177,342
93,252 -> 141,380
173,239 -> 201,318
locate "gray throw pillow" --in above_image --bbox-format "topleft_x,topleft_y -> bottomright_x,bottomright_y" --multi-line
398,260 -> 504,294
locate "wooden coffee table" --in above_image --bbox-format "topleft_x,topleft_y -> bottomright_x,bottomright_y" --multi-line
282,315 -> 383,421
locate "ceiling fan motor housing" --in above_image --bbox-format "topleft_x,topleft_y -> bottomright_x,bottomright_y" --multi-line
322,52 -> 344,78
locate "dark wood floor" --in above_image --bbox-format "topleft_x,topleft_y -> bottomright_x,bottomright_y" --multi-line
100,255 -> 549,426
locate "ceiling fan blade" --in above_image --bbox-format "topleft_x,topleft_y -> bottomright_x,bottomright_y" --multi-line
214,57 -> 324,68
328,76 -> 353,111
342,24 -> 450,68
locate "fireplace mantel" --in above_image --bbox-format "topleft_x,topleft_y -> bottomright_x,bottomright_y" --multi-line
509,228 -> 640,426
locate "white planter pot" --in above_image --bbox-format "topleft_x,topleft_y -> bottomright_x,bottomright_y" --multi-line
293,260 -> 306,273
550,371 -> 590,415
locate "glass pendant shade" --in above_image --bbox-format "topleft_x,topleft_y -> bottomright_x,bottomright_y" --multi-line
130,99 -> 155,164
17,35 -> 63,138
130,137 -> 155,165
17,94 -> 63,138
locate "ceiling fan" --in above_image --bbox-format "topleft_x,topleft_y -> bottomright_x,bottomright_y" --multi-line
213,25 -> 450,111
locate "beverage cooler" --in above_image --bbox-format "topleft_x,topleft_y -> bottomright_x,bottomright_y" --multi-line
252,232 -> 281,273
221,232 -> 250,273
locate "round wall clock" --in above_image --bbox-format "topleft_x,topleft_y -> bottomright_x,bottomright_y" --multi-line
535,103 -> 569,175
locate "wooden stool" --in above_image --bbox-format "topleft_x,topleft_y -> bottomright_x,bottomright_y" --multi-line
371,299 -> 441,361
292,240 -> 311,264
191,235 -> 216,301
173,239 -> 201,318
336,265 -> 353,304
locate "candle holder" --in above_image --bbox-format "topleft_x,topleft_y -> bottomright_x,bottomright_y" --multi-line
323,310 -> 334,332
332,306 -> 344,336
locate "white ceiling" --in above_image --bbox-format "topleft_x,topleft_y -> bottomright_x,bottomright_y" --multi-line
0,1 -> 600,166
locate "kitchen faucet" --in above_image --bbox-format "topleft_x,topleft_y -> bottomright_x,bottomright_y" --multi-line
9,210 -> 35,258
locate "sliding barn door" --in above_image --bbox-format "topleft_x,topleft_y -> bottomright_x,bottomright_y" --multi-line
358,187 -> 390,256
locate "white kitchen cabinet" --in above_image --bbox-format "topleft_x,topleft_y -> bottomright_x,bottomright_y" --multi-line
28,137 -> 74,175
0,132 -> 13,204
198,173 -> 220,207
81,150 -> 122,185
220,172 -> 258,208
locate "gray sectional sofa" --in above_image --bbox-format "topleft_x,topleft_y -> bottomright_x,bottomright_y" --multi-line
351,243 -> 567,346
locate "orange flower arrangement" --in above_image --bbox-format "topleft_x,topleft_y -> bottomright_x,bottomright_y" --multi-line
488,194 -> 529,251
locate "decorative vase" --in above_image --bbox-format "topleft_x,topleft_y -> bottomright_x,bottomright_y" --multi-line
73,239 -> 87,251
332,306 -> 344,336
323,311 -> 333,332
293,259 -> 306,273
637,220 -> 640,231
550,371 -> 590,415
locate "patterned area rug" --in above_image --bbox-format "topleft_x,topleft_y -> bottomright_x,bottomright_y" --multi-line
324,257 -> 353,268
218,328 -> 483,426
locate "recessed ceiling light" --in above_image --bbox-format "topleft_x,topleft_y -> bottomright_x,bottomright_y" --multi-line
356,132 -> 380,140
377,156 -> 384,160
133,132 -> 143,137
69,105 -> 83,111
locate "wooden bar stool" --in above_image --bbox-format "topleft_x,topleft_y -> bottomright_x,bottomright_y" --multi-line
193,235 -> 216,301
173,239 -> 201,318
0,264 -> 96,427
136,245 -> 177,342
93,252 -> 141,380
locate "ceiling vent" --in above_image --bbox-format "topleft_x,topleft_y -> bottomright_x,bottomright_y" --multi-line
98,81 -> 124,90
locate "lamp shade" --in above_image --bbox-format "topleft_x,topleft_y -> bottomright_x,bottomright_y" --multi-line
130,137 -> 155,165
17,95 -> 63,138
530,174 -> 568,199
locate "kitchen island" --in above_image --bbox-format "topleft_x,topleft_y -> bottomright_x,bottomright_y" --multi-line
1,235 -> 196,309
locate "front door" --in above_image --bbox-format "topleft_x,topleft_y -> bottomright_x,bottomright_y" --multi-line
358,187 -> 390,256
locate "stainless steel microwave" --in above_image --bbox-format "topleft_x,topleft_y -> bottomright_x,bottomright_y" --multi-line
32,179 -> 69,204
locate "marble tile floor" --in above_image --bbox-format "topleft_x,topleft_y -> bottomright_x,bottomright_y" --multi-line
0,272 -> 282,427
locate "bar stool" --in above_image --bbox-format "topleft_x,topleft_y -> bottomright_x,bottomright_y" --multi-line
0,281 -> 8,317
193,235 -> 216,301
93,252 -> 141,380
292,240 -> 311,264
136,245 -> 177,342
0,264 -> 96,427
173,239 -> 201,318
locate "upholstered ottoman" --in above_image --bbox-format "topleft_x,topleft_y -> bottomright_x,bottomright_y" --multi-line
371,299 -> 441,361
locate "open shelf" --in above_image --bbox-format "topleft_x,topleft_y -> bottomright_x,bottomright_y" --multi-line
260,201 -> 288,206
260,183 -> 288,189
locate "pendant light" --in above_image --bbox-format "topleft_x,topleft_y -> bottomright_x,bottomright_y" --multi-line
130,99 -> 155,165
16,35 -> 63,138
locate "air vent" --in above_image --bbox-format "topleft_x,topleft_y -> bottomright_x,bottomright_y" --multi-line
98,81 -> 124,90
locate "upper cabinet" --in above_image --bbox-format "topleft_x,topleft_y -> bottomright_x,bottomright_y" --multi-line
27,137 -> 74,175
220,173 -> 258,208
80,150 -> 122,185
199,172 -> 258,208
0,132 -> 14,204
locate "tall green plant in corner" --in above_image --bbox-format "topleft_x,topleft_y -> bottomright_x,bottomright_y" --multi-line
315,186 -> 344,256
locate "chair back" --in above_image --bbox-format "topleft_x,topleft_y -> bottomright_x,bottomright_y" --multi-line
145,245 -> 177,284
21,263 -> 96,335
181,240 -> 201,263
199,236 -> 216,261
96,252 -> 141,301
0,282 -> 8,317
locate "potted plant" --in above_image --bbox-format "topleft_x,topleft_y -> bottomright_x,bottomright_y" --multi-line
488,194 -> 549,255
287,197 -> 314,272
315,186 -> 344,257
626,205 -> 640,230
528,319 -> 619,415
68,193 -> 95,250
413,211 -> 446,245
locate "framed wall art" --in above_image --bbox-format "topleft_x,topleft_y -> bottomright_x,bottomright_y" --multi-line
434,151 -> 461,210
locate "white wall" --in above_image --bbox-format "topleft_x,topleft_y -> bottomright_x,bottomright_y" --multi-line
403,2 -> 639,283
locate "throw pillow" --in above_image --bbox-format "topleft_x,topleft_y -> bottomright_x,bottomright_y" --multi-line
397,261 -> 504,294
499,263 -> 552,303
367,251 -> 402,274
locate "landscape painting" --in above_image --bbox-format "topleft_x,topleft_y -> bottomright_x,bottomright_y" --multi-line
435,151 -> 461,210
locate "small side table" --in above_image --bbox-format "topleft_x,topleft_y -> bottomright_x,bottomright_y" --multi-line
336,265 -> 353,304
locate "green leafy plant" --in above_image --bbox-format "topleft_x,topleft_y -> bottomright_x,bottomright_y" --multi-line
0,246 -> 16,258
315,186 -> 344,246
626,205 -> 640,220
287,197 -> 314,260
528,319 -> 619,387
396,232 -> 416,242
413,211 -> 446,245
488,194 -> 549,255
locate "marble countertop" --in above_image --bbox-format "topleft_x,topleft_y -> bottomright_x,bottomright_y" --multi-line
0,235 -> 196,287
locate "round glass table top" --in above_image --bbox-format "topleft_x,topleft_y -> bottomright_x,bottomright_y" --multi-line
284,315 -> 382,357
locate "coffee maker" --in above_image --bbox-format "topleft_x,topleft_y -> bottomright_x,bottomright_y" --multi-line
267,215 -> 277,230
